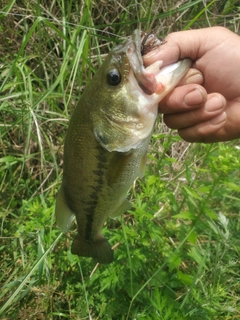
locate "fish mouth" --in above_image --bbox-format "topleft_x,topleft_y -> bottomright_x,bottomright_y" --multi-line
126,30 -> 190,96
125,30 -> 164,95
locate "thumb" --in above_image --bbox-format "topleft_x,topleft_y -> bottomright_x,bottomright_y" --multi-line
143,27 -> 227,66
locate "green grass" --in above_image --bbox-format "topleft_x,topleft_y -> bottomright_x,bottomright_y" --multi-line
1,0 -> 240,319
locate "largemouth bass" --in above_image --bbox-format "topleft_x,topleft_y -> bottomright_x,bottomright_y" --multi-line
55,30 -> 191,264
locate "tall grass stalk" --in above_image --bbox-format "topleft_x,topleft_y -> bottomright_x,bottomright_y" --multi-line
0,233 -> 63,316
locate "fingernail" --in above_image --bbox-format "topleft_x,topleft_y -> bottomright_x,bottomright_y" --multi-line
184,88 -> 204,106
209,112 -> 226,125
186,73 -> 204,85
205,96 -> 224,112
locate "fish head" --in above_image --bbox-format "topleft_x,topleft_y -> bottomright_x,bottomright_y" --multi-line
90,30 -> 191,152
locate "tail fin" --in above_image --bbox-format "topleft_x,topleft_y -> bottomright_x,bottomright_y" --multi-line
71,235 -> 114,264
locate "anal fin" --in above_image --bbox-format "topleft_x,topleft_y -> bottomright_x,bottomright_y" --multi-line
110,199 -> 131,218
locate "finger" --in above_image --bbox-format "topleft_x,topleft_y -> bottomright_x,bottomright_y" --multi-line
143,29 -> 206,66
177,68 -> 204,86
143,26 -> 230,66
178,112 -> 227,143
159,84 -> 207,114
164,94 -> 226,129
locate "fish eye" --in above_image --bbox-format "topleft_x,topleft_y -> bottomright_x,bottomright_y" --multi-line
107,69 -> 122,86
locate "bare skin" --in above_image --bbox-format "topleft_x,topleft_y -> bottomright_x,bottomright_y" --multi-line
143,27 -> 240,142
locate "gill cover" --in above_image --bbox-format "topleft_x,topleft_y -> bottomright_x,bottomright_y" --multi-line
93,31 -> 158,153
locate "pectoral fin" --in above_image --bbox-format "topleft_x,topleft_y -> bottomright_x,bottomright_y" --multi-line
139,151 -> 148,178
55,186 -> 74,232
106,152 -> 133,186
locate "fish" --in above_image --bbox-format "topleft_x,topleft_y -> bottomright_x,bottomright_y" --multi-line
55,30 -> 191,264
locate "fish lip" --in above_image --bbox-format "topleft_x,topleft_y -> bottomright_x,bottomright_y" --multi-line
126,30 -> 159,95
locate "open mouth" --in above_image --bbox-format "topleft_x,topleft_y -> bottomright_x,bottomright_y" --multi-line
126,30 -> 165,95
128,30 -> 190,97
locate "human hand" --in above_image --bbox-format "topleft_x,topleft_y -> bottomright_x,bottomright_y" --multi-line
143,27 -> 240,142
